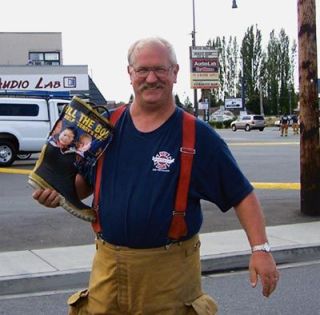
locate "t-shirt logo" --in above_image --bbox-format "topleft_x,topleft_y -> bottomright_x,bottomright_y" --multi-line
152,151 -> 175,172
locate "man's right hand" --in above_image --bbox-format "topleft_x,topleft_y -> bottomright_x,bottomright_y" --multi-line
32,189 -> 61,208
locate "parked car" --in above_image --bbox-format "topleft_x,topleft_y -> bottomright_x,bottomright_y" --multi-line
231,115 -> 265,131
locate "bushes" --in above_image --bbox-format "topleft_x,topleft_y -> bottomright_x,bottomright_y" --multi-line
209,119 -> 234,129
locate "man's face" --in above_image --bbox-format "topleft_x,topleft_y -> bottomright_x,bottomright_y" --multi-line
59,129 -> 74,146
128,43 -> 179,106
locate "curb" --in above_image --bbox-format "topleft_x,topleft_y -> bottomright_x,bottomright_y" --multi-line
201,244 -> 320,273
1,244 -> 320,297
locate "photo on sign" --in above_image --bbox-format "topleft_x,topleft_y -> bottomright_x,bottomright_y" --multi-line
224,98 -> 242,109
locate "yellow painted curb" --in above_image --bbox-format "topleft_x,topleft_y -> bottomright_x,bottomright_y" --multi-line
0,168 -> 31,175
252,182 -> 300,190
0,169 -> 301,190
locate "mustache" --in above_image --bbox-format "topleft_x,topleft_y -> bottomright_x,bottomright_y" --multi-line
140,83 -> 163,91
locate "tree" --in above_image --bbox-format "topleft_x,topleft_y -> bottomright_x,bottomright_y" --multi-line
240,25 -> 263,113
174,94 -> 184,108
265,30 -> 281,114
278,29 -> 291,114
206,24 -> 297,116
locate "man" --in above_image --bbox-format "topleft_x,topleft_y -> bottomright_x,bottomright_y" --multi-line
33,37 -> 279,315
280,113 -> 289,136
291,114 -> 299,135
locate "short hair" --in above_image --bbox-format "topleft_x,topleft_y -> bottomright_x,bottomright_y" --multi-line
64,127 -> 76,137
79,133 -> 92,141
127,37 -> 178,66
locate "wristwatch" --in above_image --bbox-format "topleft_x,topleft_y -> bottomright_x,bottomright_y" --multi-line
251,242 -> 271,253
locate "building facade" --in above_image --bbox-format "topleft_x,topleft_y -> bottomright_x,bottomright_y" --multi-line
0,32 -> 106,105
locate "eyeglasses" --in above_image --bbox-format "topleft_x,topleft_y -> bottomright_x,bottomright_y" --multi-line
130,65 -> 173,79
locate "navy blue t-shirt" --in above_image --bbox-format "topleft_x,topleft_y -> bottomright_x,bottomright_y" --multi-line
95,107 -> 253,248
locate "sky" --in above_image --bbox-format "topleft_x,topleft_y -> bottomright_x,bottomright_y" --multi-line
1,0 -> 319,103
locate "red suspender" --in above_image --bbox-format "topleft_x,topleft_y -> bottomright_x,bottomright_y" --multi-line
168,111 -> 196,240
91,105 -> 126,233
92,108 -> 196,241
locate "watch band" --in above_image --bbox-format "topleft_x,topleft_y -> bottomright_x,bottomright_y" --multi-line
251,242 -> 271,253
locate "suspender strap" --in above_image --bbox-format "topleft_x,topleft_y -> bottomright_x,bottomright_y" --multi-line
91,105 -> 127,233
91,107 -> 196,239
168,111 -> 196,240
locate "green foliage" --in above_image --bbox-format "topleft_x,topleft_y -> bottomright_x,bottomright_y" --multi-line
209,121 -> 224,129
223,119 -> 234,128
209,119 -> 235,129
207,25 -> 298,115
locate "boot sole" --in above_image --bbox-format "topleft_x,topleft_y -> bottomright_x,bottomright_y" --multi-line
28,175 -> 96,223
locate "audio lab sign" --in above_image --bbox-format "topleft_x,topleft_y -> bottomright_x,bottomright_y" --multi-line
0,74 -> 89,91
190,46 -> 220,89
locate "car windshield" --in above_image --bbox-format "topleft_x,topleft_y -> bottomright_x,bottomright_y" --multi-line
253,115 -> 264,120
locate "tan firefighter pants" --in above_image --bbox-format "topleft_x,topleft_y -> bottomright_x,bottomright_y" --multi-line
68,234 -> 218,315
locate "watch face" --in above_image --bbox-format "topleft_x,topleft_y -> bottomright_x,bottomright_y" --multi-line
252,242 -> 271,253
264,243 -> 271,252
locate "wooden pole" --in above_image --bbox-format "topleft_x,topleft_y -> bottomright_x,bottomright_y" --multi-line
298,0 -> 320,215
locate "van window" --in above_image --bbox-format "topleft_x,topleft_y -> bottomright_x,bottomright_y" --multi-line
0,103 -> 39,116
253,115 -> 264,120
57,102 -> 68,115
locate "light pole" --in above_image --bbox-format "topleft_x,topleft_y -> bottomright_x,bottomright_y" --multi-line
191,0 -> 240,116
191,0 -> 198,117
232,1 -> 246,112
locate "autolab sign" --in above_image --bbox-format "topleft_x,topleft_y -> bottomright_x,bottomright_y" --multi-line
0,74 -> 89,91
190,46 -> 220,89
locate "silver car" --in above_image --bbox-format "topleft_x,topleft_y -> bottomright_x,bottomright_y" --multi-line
231,115 -> 265,131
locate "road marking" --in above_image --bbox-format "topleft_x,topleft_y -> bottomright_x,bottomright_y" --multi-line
252,182 -> 300,190
0,168 -> 301,190
0,168 -> 31,175
0,288 -> 83,300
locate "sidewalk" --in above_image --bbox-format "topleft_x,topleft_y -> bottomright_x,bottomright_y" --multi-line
1,221 -> 320,296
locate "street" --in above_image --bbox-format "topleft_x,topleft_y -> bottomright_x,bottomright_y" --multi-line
0,260 -> 319,315
1,127 -> 315,252
1,126 -> 320,315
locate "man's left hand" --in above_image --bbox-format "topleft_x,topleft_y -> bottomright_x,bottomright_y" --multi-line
249,251 -> 279,297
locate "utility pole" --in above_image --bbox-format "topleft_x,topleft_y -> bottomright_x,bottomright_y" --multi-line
192,0 -> 198,117
298,0 -> 320,215
241,60 -> 246,112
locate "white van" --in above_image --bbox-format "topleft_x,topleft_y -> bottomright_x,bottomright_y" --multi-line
0,95 -> 70,166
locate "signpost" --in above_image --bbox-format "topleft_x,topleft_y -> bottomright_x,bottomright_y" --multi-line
190,46 -> 220,89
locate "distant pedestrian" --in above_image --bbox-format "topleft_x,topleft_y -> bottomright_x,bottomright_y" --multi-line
291,114 -> 299,135
280,114 -> 289,136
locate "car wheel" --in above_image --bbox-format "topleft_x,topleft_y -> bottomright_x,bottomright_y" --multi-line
231,125 -> 237,132
259,128 -> 264,132
0,141 -> 17,166
245,125 -> 251,132
17,153 -> 32,160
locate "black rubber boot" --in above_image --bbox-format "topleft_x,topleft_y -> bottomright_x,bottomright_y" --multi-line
28,96 -> 113,223
29,143 -> 96,222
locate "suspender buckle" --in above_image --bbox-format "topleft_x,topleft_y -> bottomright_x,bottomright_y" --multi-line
180,147 -> 196,154
172,210 -> 186,216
